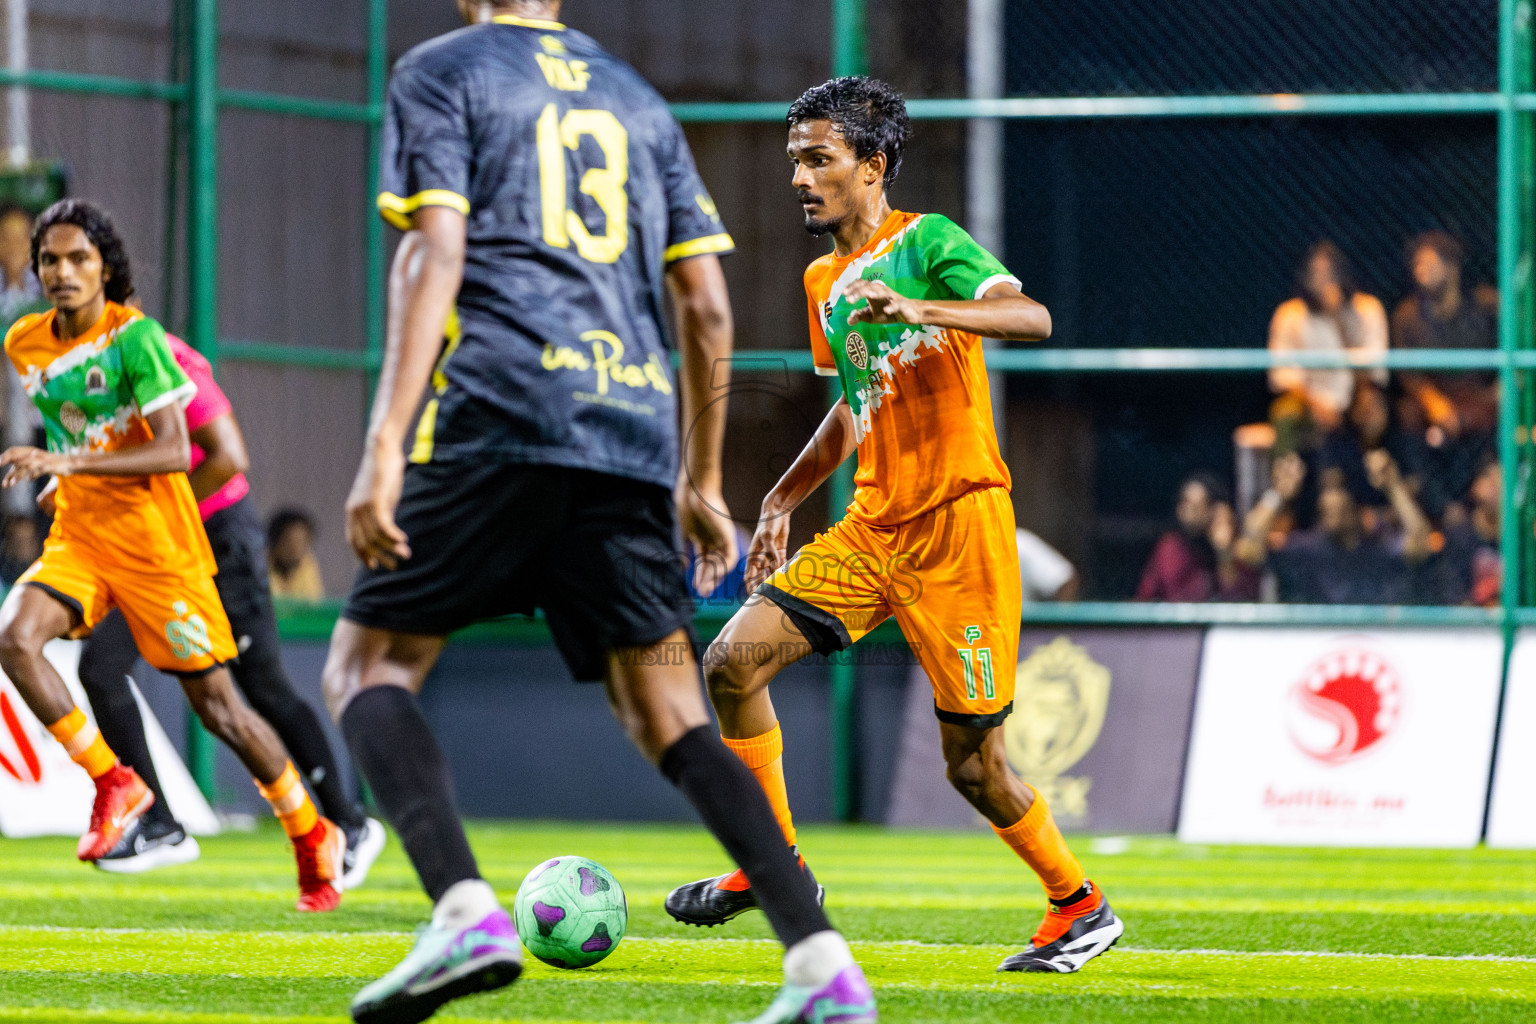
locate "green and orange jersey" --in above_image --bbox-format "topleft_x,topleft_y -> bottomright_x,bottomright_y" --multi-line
4,302 -> 214,578
804,209 -> 1019,526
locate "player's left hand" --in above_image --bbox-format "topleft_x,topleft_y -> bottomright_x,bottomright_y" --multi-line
0,447 -> 66,488
345,445 -> 411,570
677,482 -> 737,596
845,279 -> 922,326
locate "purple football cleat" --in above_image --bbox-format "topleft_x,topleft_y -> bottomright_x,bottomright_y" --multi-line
735,963 -> 877,1024
351,906 -> 524,1024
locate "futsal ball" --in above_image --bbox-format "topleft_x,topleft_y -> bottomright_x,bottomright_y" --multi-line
512,855 -> 627,969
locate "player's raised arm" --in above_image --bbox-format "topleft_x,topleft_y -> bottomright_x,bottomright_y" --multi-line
744,396 -> 857,592
346,205 -> 465,570
666,252 -> 738,595
1,403 -> 191,487
844,277 -> 1052,341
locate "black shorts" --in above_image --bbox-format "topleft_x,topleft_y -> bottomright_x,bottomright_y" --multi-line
342,461 -> 695,682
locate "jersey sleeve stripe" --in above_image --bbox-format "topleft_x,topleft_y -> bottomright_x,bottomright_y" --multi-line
814,364 -> 839,376
139,379 -> 197,417
664,232 -> 735,263
972,273 -> 1023,301
377,190 -> 472,230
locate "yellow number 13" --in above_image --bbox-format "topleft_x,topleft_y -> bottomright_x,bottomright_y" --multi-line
537,103 -> 629,264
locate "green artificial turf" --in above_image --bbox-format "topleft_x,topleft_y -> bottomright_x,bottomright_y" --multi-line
2,822 -> 1534,1023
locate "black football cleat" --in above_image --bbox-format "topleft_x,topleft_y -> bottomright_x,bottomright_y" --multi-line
94,816 -> 201,874
998,896 -> 1124,973
665,848 -> 824,928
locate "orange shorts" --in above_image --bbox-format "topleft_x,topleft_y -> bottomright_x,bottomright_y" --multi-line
760,485 -> 1021,727
20,536 -> 237,674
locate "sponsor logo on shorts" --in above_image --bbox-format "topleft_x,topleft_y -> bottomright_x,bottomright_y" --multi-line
164,600 -> 213,661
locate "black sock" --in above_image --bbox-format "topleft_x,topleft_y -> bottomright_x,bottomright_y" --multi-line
79,673 -> 178,830
240,672 -> 365,830
661,725 -> 831,947
340,686 -> 480,901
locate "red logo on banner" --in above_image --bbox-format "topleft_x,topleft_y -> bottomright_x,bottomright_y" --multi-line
0,690 -> 43,784
1286,647 -> 1403,764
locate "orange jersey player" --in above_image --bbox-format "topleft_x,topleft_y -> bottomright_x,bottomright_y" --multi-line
0,199 -> 344,911
664,77 -> 1124,974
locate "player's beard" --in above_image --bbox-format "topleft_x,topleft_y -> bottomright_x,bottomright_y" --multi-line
803,211 -> 843,237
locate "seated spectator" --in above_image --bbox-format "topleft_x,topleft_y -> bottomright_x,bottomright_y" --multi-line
1315,378 -> 1438,516
1017,528 -> 1079,602
1437,455 -> 1501,606
1136,473 -> 1258,601
267,507 -> 325,601
1268,241 -> 1388,455
1236,452 -> 1433,604
1392,231 -> 1497,508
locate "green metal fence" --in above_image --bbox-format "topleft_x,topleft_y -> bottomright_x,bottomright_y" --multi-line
10,0 -> 1533,817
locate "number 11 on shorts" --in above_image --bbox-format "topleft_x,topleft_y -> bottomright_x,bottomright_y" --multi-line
957,625 -> 995,700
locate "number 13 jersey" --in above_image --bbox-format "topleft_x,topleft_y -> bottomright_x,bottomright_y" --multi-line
380,13 -> 732,487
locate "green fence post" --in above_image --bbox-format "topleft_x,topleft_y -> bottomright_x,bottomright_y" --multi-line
365,0 -> 387,394
185,0 -> 219,801
828,0 -> 866,823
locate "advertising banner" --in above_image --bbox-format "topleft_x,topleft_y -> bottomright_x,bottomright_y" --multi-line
886,628 -> 1203,832
0,640 -> 217,837
1180,627 -> 1501,847
1486,630 -> 1536,848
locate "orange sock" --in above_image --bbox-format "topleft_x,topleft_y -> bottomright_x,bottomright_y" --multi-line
256,762 -> 319,838
46,708 -> 117,779
722,724 -> 797,848
992,787 -> 1087,901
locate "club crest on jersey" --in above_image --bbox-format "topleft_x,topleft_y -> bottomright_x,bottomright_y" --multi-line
59,401 -> 86,436
84,366 -> 107,395
845,331 -> 869,371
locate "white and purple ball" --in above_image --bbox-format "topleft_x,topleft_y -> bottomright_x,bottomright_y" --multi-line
511,855 -> 628,969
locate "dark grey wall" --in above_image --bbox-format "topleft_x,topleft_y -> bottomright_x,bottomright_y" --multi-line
132,638 -> 909,824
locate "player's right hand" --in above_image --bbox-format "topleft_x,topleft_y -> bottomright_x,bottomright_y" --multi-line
744,507 -> 790,594
345,446 -> 411,570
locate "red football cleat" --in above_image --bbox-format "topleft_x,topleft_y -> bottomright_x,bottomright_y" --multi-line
78,763 -> 154,862
294,817 -> 346,912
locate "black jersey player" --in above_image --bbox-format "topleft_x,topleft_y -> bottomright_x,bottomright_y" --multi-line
323,4 -> 875,1024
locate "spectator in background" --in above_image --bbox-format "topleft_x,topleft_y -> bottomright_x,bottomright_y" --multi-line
1136,472 -> 1258,601
1017,528 -> 1079,602
267,507 -> 325,601
1236,452 -> 1433,603
1315,375 -> 1439,517
0,204 -> 45,570
1267,241 -> 1388,455
0,204 -> 43,325
1438,454 -> 1501,606
1392,231 -> 1497,511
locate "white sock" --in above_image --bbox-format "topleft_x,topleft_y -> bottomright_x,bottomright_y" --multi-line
783,930 -> 855,988
431,879 -> 500,930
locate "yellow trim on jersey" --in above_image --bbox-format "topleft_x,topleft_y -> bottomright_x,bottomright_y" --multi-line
377,190 -> 472,231
664,232 -> 735,263
492,14 -> 565,29
409,308 -> 465,464
409,399 -> 439,464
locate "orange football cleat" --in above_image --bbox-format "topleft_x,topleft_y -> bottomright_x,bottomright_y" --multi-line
78,762 -> 154,862
294,817 -> 346,912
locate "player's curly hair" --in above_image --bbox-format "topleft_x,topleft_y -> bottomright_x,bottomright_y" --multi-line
31,199 -> 135,304
788,76 -> 910,190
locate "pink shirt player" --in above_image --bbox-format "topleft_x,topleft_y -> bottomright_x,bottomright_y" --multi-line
168,335 -> 249,520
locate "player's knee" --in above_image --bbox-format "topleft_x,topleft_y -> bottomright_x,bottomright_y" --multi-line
944,750 -> 990,802
0,617 -> 47,666
702,657 -> 759,709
